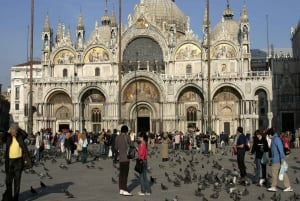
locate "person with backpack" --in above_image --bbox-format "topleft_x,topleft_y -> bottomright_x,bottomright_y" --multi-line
250,130 -> 269,186
234,126 -> 248,185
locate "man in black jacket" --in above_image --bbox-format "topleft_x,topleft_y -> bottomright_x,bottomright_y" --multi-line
1,123 -> 32,201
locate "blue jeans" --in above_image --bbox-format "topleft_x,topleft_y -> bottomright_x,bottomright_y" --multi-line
254,158 -> 267,182
139,160 -> 151,193
204,142 -> 209,155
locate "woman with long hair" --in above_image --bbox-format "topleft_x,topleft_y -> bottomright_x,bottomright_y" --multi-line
137,132 -> 151,196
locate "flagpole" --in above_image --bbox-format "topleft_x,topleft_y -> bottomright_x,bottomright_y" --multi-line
28,0 -> 34,136
118,0 -> 122,124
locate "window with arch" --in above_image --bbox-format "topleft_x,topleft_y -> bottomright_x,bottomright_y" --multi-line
186,106 -> 197,122
91,108 -> 101,122
186,64 -> 192,74
63,69 -> 68,77
95,67 -> 100,76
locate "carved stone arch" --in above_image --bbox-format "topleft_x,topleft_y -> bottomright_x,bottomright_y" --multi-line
55,106 -> 71,120
212,83 -> 245,100
47,91 -> 72,104
46,91 -> 73,119
43,88 -> 69,104
176,84 -> 204,102
253,86 -> 272,101
78,86 -> 108,103
213,86 -> 242,102
221,106 -> 233,117
81,89 -> 106,104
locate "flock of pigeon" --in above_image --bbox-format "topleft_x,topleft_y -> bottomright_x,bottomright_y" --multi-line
0,144 -> 300,201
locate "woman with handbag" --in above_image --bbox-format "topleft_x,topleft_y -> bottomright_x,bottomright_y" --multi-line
137,132 -> 151,196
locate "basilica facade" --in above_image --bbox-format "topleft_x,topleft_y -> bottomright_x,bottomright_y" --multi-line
10,0 -> 272,135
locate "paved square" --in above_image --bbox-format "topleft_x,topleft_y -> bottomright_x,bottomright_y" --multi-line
0,144 -> 299,201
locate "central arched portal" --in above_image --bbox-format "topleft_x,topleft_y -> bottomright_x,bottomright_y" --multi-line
132,104 -> 153,133
123,79 -> 160,133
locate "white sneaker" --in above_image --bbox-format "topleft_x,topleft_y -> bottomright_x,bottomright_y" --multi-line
122,191 -> 132,196
259,178 -> 265,186
145,192 -> 151,196
267,187 -> 277,192
119,190 -> 124,195
138,191 -> 145,196
283,187 -> 293,192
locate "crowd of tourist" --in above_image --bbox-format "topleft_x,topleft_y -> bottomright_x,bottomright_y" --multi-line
0,124 -> 299,200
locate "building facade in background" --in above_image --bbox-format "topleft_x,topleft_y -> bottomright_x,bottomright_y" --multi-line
10,1 -> 272,135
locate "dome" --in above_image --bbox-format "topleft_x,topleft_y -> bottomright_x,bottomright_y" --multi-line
211,19 -> 240,42
131,0 -> 189,34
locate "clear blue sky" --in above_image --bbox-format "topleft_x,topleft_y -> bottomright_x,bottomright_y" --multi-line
1,0 -> 299,91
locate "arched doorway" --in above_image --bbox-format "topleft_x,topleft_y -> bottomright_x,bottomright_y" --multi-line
133,104 -> 152,133
47,91 -> 72,132
123,80 -> 160,133
177,86 -> 204,132
255,89 -> 269,130
81,89 -> 106,133
213,86 -> 242,135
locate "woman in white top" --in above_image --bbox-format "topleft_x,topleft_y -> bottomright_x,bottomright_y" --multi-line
34,132 -> 43,162
79,133 -> 88,163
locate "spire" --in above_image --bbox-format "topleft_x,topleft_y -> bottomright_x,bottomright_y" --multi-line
77,10 -> 84,30
203,2 -> 209,28
43,13 -> 50,32
240,1 -> 249,23
56,22 -> 63,42
223,0 -> 234,20
111,8 -> 117,27
101,0 -> 111,25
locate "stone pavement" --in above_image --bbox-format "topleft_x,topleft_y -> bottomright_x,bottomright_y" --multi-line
0,144 -> 300,201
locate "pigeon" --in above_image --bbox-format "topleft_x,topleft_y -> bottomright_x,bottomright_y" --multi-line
111,177 -> 117,184
173,179 -> 181,187
257,193 -> 265,200
30,186 -> 37,194
161,183 -> 168,190
59,164 -> 68,169
210,191 -> 219,199
40,181 -> 46,188
150,176 -> 156,183
64,189 -> 74,198
46,172 -> 53,179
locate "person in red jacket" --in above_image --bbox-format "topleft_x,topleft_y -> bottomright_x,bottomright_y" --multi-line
137,132 -> 151,196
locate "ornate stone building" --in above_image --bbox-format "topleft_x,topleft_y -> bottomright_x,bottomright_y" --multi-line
10,0 -> 272,135
270,21 -> 300,132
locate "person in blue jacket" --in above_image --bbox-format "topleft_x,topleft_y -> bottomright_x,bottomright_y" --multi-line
266,128 -> 293,192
